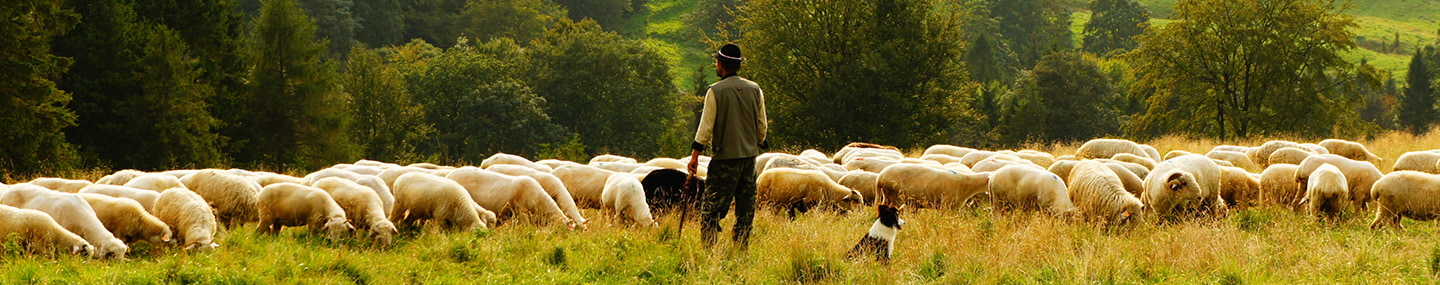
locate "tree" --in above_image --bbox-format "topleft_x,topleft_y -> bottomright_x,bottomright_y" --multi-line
995,52 -> 1121,144
989,0 -> 1073,69
1399,47 -> 1437,133
527,19 -> 686,157
345,46 -> 430,162
1082,0 -> 1150,55
298,0 -> 360,57
131,0 -> 249,155
239,0 -> 357,169
0,0 -> 80,174
353,0 -> 405,47
403,0 -> 466,47
685,0 -> 745,38
460,0 -> 568,44
1126,0 -> 1372,140
552,0 -> 635,30
740,0 -> 979,149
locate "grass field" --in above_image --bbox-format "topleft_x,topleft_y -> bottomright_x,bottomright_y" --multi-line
9,130 -> 1440,283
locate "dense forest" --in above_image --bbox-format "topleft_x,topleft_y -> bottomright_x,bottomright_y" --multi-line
2,0 -> 1438,175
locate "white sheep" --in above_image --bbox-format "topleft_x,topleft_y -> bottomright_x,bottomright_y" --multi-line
1318,139 -> 1382,164
551,164 -> 617,209
923,144 -> 978,159
1370,171 -> 1440,230
1259,164 -> 1303,209
0,185 -> 129,258
601,173 -> 658,226
1109,153 -> 1155,170
78,193 -> 171,245
28,178 -> 92,193
78,184 -> 161,212
1266,147 -> 1314,166
257,183 -> 353,241
304,168 -> 395,214
1393,150 -> 1440,174
1301,164 -> 1348,220
590,154 -> 639,164
989,165 -> 1076,217
481,152 -> 553,172
1141,156 -> 1214,221
1075,139 -> 1150,160
877,163 -> 991,208
838,171 -> 881,205
1295,154 -> 1383,212
390,172 -> 488,232
311,178 -> 398,245
1218,166 -> 1261,209
590,161 -> 646,174
845,157 -> 901,173
1066,161 -> 1144,226
180,169 -> 262,225
124,174 -> 187,192
96,169 -> 146,185
757,168 -> 863,213
154,188 -> 218,251
1246,140 -> 1306,168
1205,150 -> 1260,172
444,167 -> 569,228
0,204 -> 93,256
487,164 -> 588,229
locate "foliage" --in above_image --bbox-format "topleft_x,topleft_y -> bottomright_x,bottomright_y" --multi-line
130,0 -> 249,148
527,19 -> 685,157
552,0 -> 639,30
0,0 -> 80,174
1082,0 -> 1150,55
460,0 -> 569,44
739,0 -> 980,150
685,0 -> 745,38
344,46 -> 431,162
353,0 -> 405,47
1126,0 -> 1374,140
298,0 -> 360,57
987,0 -> 1074,69
1399,46 -> 1437,134
402,0 -> 466,47
995,52 -> 1121,145
238,0 -> 358,169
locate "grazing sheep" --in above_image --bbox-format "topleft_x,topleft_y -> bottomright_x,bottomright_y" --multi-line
1295,154 -> 1383,212
443,168 -> 568,228
1095,159 -> 1151,179
343,165 -> 386,176
0,185 -> 128,258
1056,155 -> 1078,161
590,154 -> 639,164
1014,151 -> 1057,168
391,172 -> 489,231
304,168 -> 394,213
1141,145 -> 1163,162
846,204 -> 904,263
481,153 -> 553,173
920,154 -> 963,165
353,176 -> 395,214
923,144 -> 978,159
1218,167 -> 1262,209
970,156 -> 1039,173
959,151 -> 1000,168
877,163 -> 991,208
78,193 -> 171,245
833,143 -> 903,164
845,157 -> 901,173
639,168 -> 704,214
304,168 -> 365,185
591,162 -> 645,174
487,164 -> 588,229
1143,154 -> 1226,220
535,159 -> 581,170
257,183 -> 353,241
552,164 -> 617,208
78,185 -> 161,212
601,173 -> 658,226
253,172 -> 306,187
312,178 -> 397,245
0,204 -> 93,256
96,169 -> 146,185
799,149 -> 832,165
1066,161 -> 1144,226
1370,171 -> 1440,230
407,163 -> 450,170
378,166 -> 438,189
1212,145 -> 1251,153
1164,150 -> 1197,161
644,158 -> 688,170
354,159 -> 397,168
1047,160 -> 1081,185
988,165 -> 1076,217
838,171 -> 881,205
124,174 -> 186,192
1259,164 -> 1304,209
1392,151 -> 1440,173
757,168 -> 863,214
762,154 -> 822,175
29,178 -> 92,193
1109,153 -> 1155,170
1075,139 -> 1150,160
1205,150 -> 1260,172
1266,147 -> 1315,166
1247,140 -> 1306,168
1102,162 -> 1147,197
154,188 -> 218,251
1301,164 -> 1348,220
1318,139 -> 1382,164
180,169 -> 262,225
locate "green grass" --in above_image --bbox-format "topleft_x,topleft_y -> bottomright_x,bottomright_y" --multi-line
620,0 -> 716,92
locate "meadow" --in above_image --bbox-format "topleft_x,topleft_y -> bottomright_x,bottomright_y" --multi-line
8,130 -> 1440,284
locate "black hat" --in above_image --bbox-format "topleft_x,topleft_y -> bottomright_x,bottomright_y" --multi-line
714,43 -> 745,62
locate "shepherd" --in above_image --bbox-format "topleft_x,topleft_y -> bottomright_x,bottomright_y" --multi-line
688,43 -> 768,250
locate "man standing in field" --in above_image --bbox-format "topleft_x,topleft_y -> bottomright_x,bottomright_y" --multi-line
688,43 -> 768,249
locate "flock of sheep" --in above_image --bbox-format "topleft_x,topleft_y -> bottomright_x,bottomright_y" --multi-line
5,138 -> 1440,260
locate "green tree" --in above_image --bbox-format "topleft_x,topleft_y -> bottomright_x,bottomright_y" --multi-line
460,0 -> 568,44
298,0 -> 360,57
1082,0 -> 1149,55
740,0 -> 979,149
996,52 -> 1121,144
1126,0 -> 1372,140
132,0 -> 248,154
685,0 -> 745,38
239,0 -> 357,169
403,0 -> 466,47
552,0 -> 636,30
353,0 -> 405,47
1399,47 -> 1437,133
345,46 -> 430,162
407,38 -> 566,162
989,0 -> 1073,69
0,0 -> 80,174
527,20 -> 685,157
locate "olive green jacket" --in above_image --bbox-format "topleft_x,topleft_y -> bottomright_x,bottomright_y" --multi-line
693,75 -> 767,160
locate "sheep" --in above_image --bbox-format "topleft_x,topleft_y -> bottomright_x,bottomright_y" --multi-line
1075,139 -> 1150,160
29,178 -> 92,193
970,155 -> 1039,173
1066,161 -> 1144,226
343,165 -> 386,176
304,168 -> 394,213
1014,151 -> 1057,168
959,151 -> 1000,167
1212,145 -> 1251,153
0,204 -> 93,256
551,164 -> 617,208
1301,164 -> 1348,220
390,172 -> 488,232
153,188 -> 218,251
1393,150 -> 1440,173
1102,162 -> 1147,197
378,166 -> 438,189
920,154 -> 963,165
1318,139 -> 1382,164
1295,154 -> 1383,212
304,168 -> 365,185
590,154 -> 639,164
1299,143 -> 1330,155
799,149 -> 832,165
96,169 -> 146,185
1047,160 -> 1081,185
1109,153 -> 1155,170
443,167 -> 569,228
256,183 -> 353,241
1259,164 -> 1304,209
0,184 -> 128,258
1246,140 -> 1306,168
311,178 -> 397,245
601,173 -> 658,226
535,159 -> 581,170
1205,150 -> 1260,172
1370,171 -> 1440,230
354,159 -> 398,168
833,143 -> 903,164
78,185 -> 161,212
757,168 -> 864,214
877,163 -> 991,208
161,169 -> 199,179
841,149 -> 905,167
124,174 -> 187,192
838,171 -> 881,205
252,172 -> 306,187
591,162 -> 645,174
180,169 -> 262,225
988,165 -> 1076,217
763,154 -> 822,174
639,168 -> 704,214
407,162 -> 451,170
1218,166 -> 1262,209
923,144 -> 978,159
481,152 -> 552,173
1056,155 -> 1078,161
487,164 -> 588,229
1164,150 -> 1197,161
1141,145 -> 1163,162
1141,155 -> 1218,221
644,158 -> 688,170
78,193 -> 171,245
1090,159 -> 1150,179
845,157 -> 901,173
1266,147 -> 1315,166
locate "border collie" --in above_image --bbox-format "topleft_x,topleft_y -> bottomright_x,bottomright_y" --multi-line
847,204 -> 904,263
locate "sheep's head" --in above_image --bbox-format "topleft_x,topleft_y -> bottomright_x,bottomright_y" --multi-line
184,226 -> 216,251
322,218 -> 354,241
1163,170 -> 1202,201
371,220 -> 398,246
96,239 -> 129,259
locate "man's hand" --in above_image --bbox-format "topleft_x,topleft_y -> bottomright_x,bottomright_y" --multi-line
688,150 -> 701,174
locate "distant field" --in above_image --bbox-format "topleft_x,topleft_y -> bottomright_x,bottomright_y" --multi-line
9,130 -> 1440,283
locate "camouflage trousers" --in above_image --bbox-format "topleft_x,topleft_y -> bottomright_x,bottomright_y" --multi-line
700,157 -> 757,248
